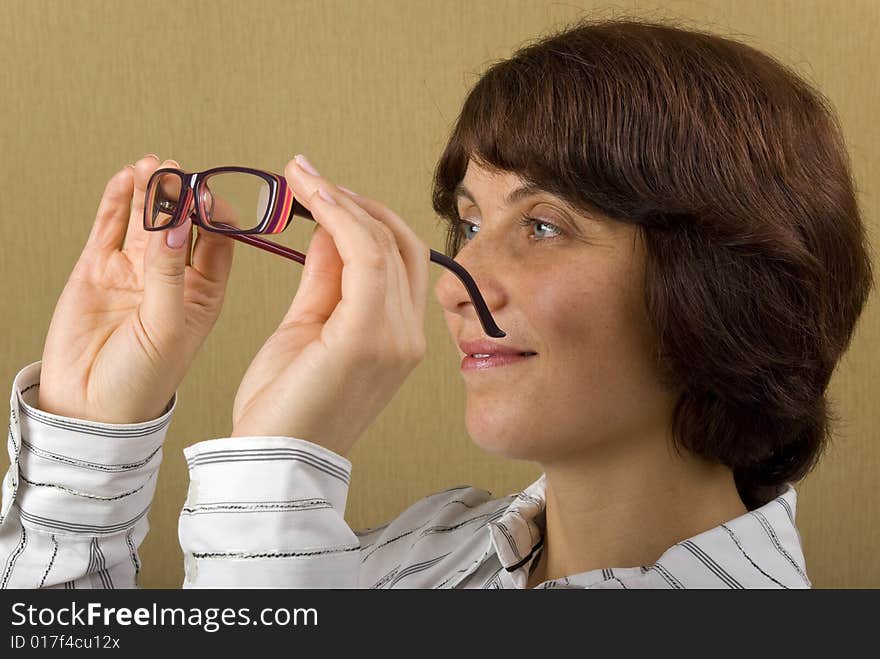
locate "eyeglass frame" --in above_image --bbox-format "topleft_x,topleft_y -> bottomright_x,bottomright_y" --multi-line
142,165 -> 506,338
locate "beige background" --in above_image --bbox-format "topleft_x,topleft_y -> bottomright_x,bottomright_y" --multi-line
1,0 -> 877,588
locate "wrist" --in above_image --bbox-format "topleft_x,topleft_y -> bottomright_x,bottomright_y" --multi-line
229,426 -> 353,458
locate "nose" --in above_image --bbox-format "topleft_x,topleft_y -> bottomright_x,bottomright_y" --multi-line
434,243 -> 508,334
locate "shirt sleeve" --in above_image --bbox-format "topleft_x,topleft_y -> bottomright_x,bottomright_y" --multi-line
179,436 -> 361,588
0,361 -> 175,589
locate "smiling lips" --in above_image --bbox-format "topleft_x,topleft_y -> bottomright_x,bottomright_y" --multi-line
457,339 -> 538,372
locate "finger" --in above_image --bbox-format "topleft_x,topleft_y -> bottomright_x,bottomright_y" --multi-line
283,158 -> 389,269
283,156 -> 390,252
296,172 -> 426,327
282,173 -> 388,333
191,224 -> 235,286
85,164 -> 135,252
284,158 -> 419,339
348,208 -> 410,340
313,187 -> 409,351
283,223 -> 343,326
284,156 -> 406,258
140,179 -> 195,339
383,229 -> 412,347
337,191 -> 431,325
122,155 -> 178,256
321,197 -> 408,335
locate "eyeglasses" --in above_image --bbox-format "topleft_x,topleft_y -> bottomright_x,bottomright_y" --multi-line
143,166 -> 505,338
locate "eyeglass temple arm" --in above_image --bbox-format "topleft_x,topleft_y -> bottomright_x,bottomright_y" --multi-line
427,249 -> 506,338
223,230 -> 307,265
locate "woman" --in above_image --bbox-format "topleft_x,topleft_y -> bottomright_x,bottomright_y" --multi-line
1,18 -> 872,588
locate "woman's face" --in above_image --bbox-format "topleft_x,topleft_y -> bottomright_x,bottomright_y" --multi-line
434,160 -> 675,464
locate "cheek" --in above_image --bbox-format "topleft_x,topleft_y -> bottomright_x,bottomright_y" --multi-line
526,267 -> 625,366
528,262 -> 656,417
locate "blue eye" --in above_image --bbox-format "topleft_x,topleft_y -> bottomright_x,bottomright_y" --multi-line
457,220 -> 480,241
455,216 -> 563,243
518,215 -> 563,240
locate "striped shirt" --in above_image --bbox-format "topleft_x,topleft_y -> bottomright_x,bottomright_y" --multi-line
1,360 -> 812,589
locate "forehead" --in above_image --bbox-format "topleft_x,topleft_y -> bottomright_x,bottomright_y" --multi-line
455,161 -> 543,207
459,160 -> 526,190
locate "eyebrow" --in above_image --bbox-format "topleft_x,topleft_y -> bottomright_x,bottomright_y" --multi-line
453,182 -> 547,208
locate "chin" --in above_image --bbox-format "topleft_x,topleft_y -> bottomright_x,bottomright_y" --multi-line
464,407 -> 545,461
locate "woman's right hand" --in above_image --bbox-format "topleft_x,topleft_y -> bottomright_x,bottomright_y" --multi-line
37,155 -> 236,424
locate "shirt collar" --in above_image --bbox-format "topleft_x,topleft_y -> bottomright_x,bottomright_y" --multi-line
487,474 -> 548,573
487,473 -> 810,588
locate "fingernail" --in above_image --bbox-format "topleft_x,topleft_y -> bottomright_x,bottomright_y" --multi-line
338,185 -> 359,197
166,217 -> 191,248
295,154 -> 320,176
144,154 -> 160,161
125,164 -> 135,169
317,187 -> 337,205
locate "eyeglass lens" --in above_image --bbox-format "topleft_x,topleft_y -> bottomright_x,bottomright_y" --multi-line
147,171 -> 273,231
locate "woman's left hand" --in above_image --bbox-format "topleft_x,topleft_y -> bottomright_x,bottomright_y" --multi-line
228,155 -> 430,458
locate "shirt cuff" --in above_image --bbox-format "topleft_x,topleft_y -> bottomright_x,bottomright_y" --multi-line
4,360 -> 176,536
179,436 -> 359,587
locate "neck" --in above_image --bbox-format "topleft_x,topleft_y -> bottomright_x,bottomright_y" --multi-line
526,432 -> 748,588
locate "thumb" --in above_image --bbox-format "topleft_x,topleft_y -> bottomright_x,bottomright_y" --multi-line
283,224 -> 343,326
141,213 -> 193,334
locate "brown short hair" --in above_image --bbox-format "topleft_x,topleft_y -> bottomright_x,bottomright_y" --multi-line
431,17 -> 874,509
